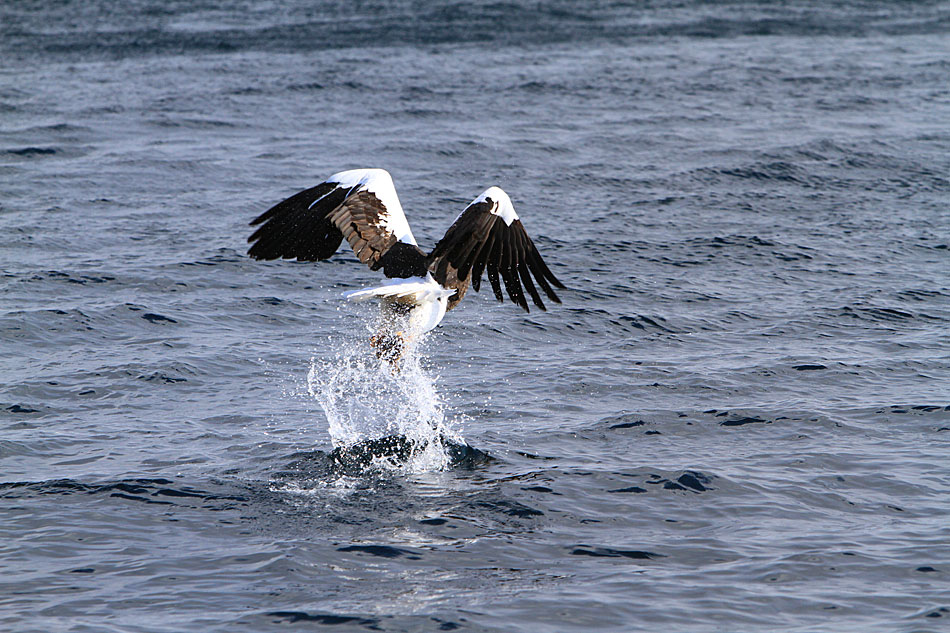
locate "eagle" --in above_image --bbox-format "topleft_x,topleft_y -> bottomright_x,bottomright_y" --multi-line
247,168 -> 564,361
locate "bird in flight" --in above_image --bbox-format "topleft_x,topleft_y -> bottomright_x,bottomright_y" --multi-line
247,168 -> 564,362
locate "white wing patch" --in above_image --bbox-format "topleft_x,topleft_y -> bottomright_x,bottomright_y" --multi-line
474,186 -> 519,226
328,168 -> 418,245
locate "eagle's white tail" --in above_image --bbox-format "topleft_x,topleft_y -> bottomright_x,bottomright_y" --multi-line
343,278 -> 453,303
344,274 -> 454,345
344,273 -> 455,304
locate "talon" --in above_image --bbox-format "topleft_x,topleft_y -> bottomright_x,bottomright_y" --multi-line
369,331 -> 407,367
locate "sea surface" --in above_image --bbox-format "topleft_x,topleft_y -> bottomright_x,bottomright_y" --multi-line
2,2 -> 949,631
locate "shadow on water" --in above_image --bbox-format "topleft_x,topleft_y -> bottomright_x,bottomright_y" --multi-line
276,434 -> 495,480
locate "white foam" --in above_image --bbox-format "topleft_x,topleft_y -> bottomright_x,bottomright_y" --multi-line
307,322 -> 461,474
327,168 -> 418,245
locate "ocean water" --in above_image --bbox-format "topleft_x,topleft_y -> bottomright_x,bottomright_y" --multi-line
2,1 -> 949,631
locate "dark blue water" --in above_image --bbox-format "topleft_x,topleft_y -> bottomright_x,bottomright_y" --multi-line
2,2 -> 949,631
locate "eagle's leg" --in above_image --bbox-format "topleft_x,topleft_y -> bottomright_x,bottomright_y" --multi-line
370,330 -> 407,366
370,297 -> 418,369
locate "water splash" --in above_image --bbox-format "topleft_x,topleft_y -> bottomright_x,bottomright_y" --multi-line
307,326 -> 462,473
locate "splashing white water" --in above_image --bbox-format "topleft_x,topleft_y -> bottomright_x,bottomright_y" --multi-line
307,326 -> 461,473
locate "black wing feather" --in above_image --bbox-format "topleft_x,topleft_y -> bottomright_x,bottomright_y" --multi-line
525,240 -> 562,303
247,170 -> 427,278
248,183 -> 346,261
486,233 -> 504,302
527,238 -> 565,291
469,229 -> 496,293
515,232 -> 545,310
427,191 -> 563,313
458,211 -> 495,279
500,227 -> 528,311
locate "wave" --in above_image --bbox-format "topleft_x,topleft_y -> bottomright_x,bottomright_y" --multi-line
0,477 -> 249,509
4,2 -> 948,61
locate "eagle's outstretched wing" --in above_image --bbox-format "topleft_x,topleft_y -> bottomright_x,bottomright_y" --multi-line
248,168 -> 425,276
428,187 -> 564,312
